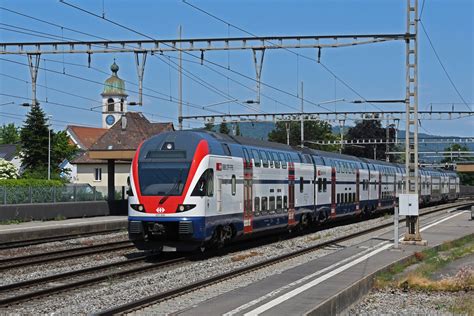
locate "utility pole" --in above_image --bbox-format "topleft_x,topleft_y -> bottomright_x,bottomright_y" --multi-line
300,81 -> 304,148
178,25 -> 183,131
285,122 -> 290,146
339,120 -> 345,154
386,121 -> 391,162
47,115 -> 52,181
400,0 -> 425,245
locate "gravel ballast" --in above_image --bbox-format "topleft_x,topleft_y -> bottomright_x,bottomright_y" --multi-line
0,208 -> 462,314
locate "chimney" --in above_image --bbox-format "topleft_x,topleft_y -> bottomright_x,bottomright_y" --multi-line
121,114 -> 127,130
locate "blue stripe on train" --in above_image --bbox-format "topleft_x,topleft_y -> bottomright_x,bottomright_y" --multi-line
129,197 -> 395,240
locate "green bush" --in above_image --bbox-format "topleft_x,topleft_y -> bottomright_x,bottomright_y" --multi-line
0,179 -> 63,187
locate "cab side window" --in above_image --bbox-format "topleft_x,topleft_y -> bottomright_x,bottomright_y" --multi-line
191,168 -> 214,197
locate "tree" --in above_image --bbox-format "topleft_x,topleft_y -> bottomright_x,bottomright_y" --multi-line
0,124 -> 20,144
441,144 -> 474,186
20,106 -> 77,179
204,122 -> 214,131
235,123 -> 241,136
20,105 -> 49,172
268,121 -> 338,151
51,131 -> 78,176
219,122 -> 230,134
0,123 -> 20,144
342,118 -> 397,161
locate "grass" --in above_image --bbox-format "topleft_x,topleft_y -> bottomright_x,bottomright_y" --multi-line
0,219 -> 26,225
450,295 -> 474,315
374,235 -> 474,291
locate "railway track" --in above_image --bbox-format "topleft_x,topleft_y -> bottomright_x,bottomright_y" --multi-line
0,201 -> 471,311
0,240 -> 133,271
0,255 -> 186,307
0,230 -> 124,250
97,200 -> 473,315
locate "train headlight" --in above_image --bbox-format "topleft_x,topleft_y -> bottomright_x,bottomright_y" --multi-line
131,204 -> 145,212
176,204 -> 196,213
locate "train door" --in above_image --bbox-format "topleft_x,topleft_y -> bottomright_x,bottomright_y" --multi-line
288,161 -> 296,226
356,169 -> 360,214
216,178 -> 222,213
243,149 -> 253,234
378,172 -> 382,209
331,167 -> 336,219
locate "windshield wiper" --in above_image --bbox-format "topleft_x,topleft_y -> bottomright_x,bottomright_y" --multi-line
159,170 -> 184,204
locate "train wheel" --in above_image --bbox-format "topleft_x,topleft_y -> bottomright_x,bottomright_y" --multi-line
299,214 -> 310,230
318,211 -> 327,225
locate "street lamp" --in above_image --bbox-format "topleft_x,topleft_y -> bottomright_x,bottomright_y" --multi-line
47,115 -> 52,181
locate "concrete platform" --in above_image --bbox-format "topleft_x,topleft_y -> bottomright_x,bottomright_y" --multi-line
0,216 -> 127,245
178,210 -> 474,316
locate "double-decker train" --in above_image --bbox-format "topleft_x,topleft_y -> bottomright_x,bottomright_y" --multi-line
127,131 -> 459,252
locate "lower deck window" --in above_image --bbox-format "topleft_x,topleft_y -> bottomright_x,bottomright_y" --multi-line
269,196 -> 275,211
261,197 -> 268,212
254,197 -> 260,214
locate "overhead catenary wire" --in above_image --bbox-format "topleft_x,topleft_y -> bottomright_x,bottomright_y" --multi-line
418,20 -> 471,112
0,57 -> 228,116
180,0 -> 384,112
58,0 -> 335,113
1,7 -> 265,117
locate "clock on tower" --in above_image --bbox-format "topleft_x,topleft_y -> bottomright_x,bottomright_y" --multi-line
101,61 -> 128,128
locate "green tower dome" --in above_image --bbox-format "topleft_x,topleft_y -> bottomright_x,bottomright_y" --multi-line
102,61 -> 127,96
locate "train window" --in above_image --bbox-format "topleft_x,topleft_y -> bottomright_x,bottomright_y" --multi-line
278,153 -> 287,169
254,197 -> 260,214
269,196 -> 276,212
261,197 -> 268,212
337,193 -> 340,204
260,150 -> 269,168
222,144 -> 231,156
317,178 -> 323,192
231,175 -> 236,196
345,193 -> 348,203
277,196 -> 283,210
272,152 -> 280,168
300,177 -> 304,193
243,148 -> 251,163
267,152 -> 274,168
323,178 -> 327,192
353,192 -> 356,202
251,149 -> 261,167
191,168 -> 214,197
286,153 -> 293,163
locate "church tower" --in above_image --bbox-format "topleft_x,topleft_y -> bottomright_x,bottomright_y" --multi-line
101,61 -> 128,128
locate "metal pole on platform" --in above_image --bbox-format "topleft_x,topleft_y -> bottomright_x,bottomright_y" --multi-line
394,205 -> 399,248
300,81 -> 304,148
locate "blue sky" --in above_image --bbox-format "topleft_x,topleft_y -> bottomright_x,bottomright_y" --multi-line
0,0 -> 472,136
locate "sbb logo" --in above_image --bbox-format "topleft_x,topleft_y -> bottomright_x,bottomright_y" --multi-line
156,207 -> 166,213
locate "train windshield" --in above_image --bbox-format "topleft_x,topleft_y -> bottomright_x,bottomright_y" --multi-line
138,161 -> 190,196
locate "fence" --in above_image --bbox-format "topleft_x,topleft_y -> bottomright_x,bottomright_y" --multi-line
0,185 -> 128,205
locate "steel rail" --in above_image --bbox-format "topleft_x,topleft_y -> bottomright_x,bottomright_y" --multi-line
97,200 -> 473,315
0,230 -> 124,250
0,240 -> 133,271
0,256 -> 186,307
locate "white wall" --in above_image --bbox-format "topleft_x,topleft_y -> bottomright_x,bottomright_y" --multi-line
75,163 -> 131,194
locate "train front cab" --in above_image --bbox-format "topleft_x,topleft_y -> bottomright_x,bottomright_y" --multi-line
127,132 -> 215,252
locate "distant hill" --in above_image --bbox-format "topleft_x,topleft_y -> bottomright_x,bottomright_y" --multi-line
200,121 -> 473,163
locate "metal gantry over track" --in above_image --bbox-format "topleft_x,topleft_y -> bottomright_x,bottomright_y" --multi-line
1,34 -> 410,125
